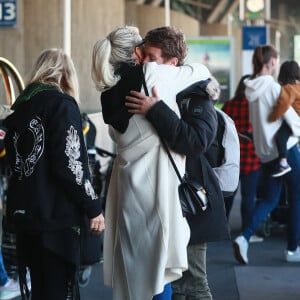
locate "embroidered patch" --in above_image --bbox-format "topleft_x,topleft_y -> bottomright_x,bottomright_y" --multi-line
84,179 -> 97,200
14,117 -> 44,179
65,126 -> 83,185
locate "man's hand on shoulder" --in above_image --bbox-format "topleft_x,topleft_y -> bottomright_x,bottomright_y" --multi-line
206,76 -> 220,101
125,86 -> 160,114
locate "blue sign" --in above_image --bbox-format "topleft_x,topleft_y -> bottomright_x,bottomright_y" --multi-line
242,26 -> 267,50
0,0 -> 17,27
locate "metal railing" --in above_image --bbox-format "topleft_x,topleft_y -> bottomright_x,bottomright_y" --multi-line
0,57 -> 24,105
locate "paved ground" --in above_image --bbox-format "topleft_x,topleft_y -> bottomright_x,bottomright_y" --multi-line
78,229 -> 300,300
16,188 -> 300,299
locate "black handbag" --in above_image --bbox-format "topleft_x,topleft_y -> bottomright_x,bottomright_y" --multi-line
178,176 -> 208,215
141,76 -> 208,216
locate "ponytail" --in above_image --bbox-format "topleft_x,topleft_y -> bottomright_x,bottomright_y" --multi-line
91,38 -> 119,91
91,26 -> 142,92
252,45 -> 278,78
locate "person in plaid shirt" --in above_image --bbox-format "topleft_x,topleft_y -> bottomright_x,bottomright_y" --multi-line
222,75 -> 262,240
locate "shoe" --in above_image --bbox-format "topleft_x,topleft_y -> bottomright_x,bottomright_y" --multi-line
249,234 -> 264,243
0,278 -> 21,300
271,163 -> 292,177
285,247 -> 300,262
233,235 -> 249,264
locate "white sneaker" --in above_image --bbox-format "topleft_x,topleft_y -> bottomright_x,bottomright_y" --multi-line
249,234 -> 264,243
0,278 -> 21,300
233,235 -> 249,264
285,247 -> 300,262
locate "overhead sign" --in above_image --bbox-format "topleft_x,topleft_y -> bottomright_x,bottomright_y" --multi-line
242,26 -> 267,50
240,0 -> 270,21
0,0 -> 17,27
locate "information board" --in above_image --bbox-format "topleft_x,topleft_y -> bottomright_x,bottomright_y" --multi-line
0,0 -> 17,27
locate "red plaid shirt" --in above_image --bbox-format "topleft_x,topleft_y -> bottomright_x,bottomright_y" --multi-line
222,97 -> 261,176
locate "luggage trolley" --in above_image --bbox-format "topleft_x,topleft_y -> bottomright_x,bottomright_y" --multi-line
0,57 -> 24,281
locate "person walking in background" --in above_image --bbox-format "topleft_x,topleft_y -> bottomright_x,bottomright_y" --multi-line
222,75 -> 263,242
0,249 -> 20,300
0,166 -> 20,300
3,48 -> 105,300
268,60 -> 300,177
233,45 -> 300,264
0,111 -> 21,300
125,26 -> 230,300
91,26 -> 227,300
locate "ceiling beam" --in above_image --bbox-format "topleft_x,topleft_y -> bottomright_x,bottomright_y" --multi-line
207,0 -> 228,23
220,0 -> 239,24
149,0 -> 163,6
177,0 -> 212,9
267,18 -> 299,28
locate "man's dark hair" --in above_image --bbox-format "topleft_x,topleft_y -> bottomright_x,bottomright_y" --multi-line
143,26 -> 187,66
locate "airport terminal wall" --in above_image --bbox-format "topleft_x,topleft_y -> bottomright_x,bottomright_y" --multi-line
0,0 -> 202,113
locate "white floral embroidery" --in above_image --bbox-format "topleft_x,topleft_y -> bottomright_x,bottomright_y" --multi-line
84,179 -> 97,200
65,126 -> 83,185
14,117 -> 44,179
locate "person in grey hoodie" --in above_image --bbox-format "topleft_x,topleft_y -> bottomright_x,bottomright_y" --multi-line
233,45 -> 300,264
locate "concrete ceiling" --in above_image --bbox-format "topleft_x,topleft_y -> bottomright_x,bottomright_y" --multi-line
134,0 -> 240,24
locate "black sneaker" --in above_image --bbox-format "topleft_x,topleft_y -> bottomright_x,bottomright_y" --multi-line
271,164 -> 292,177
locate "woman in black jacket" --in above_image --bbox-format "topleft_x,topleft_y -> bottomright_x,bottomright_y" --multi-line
3,48 -> 104,300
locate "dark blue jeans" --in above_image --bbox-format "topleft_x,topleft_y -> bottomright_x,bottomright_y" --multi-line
240,168 -> 261,231
243,144 -> 300,251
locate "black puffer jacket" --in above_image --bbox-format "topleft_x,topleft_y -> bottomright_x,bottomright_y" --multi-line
146,81 -> 230,244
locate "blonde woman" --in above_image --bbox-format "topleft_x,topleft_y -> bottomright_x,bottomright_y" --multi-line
92,26 -> 218,300
4,48 -> 105,300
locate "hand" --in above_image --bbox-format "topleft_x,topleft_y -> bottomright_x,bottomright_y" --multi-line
90,213 -> 105,234
125,86 -> 160,114
0,129 -> 6,139
206,76 -> 220,101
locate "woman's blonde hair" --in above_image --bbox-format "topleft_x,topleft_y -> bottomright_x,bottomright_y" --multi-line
28,48 -> 80,101
91,26 -> 142,92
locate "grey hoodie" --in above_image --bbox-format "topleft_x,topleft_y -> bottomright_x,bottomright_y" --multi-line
244,75 -> 300,163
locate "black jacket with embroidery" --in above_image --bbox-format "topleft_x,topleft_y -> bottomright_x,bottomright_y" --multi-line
146,81 -> 230,244
3,89 -> 102,234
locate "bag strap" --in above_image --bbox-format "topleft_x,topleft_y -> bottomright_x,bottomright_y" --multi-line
142,75 -> 183,184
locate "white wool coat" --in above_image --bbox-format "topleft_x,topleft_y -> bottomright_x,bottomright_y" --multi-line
103,62 -> 211,300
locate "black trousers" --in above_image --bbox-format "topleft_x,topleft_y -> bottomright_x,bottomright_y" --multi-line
275,121 -> 292,159
18,233 -> 78,300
